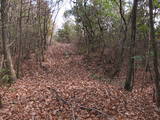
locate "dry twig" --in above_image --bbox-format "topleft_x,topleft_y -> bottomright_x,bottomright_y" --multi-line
48,87 -> 115,120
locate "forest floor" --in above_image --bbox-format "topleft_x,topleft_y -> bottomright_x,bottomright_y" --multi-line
0,42 -> 160,120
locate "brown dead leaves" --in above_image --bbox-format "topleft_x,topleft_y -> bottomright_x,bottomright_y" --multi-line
0,42 -> 160,120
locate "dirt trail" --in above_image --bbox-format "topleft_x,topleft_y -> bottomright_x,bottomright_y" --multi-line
0,43 -> 159,120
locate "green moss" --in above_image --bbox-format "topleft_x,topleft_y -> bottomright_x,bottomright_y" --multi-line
0,68 -> 12,85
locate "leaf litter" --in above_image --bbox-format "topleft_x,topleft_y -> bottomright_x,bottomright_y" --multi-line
0,42 -> 160,120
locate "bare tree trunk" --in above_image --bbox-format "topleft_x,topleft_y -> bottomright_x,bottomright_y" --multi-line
124,0 -> 138,91
16,0 -> 23,78
36,0 -> 42,66
49,26 -> 54,45
111,0 -> 128,78
149,0 -> 160,109
1,0 -> 17,81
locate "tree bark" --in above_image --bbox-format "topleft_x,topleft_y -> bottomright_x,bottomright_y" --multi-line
1,0 -> 17,81
111,0 -> 128,78
124,0 -> 138,91
149,0 -> 160,109
16,0 -> 23,78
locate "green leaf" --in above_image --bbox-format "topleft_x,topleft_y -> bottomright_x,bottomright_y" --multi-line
139,24 -> 149,32
132,56 -> 144,61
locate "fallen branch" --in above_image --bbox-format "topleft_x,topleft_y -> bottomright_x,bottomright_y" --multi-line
48,87 -> 76,120
48,87 -> 70,105
48,87 -> 115,120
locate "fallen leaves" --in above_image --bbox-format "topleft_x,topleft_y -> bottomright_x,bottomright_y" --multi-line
0,42 -> 159,120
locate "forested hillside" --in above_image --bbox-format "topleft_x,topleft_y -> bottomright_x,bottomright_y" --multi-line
0,0 -> 160,120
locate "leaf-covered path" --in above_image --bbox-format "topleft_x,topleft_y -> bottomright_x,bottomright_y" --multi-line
0,43 -> 160,120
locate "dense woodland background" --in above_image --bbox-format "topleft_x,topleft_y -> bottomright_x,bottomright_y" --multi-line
56,0 -> 160,107
0,0 -> 160,119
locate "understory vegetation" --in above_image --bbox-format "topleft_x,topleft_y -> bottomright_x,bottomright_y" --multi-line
56,0 -> 160,107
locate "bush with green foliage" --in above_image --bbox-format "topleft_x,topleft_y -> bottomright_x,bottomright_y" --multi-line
0,68 -> 12,84
55,20 -> 77,43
